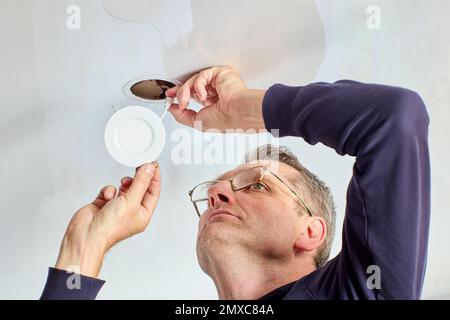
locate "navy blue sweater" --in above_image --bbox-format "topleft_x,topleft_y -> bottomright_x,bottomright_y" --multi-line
40,80 -> 430,300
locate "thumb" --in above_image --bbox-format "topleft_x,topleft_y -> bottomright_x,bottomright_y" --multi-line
125,163 -> 155,204
168,105 -> 197,128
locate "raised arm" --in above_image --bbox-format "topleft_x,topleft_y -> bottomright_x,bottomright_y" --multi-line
40,162 -> 161,300
262,80 -> 430,299
167,68 -> 430,299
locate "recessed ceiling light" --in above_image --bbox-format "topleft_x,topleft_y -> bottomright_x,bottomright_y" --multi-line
130,79 -> 176,100
104,106 -> 166,167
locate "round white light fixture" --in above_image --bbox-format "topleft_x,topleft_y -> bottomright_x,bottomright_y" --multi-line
105,76 -> 180,167
104,106 -> 166,167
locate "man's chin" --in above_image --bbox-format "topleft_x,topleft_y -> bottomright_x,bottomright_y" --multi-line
197,222 -> 240,247
198,215 -> 240,240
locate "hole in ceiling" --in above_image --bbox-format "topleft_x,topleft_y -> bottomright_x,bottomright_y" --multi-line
130,79 -> 176,100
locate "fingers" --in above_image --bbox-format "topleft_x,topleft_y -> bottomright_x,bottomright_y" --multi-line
118,176 -> 133,196
166,66 -> 241,130
92,185 -> 117,208
203,95 -> 219,107
120,163 -> 160,223
194,73 -> 208,102
166,68 -> 218,110
141,164 -> 161,218
103,185 -> 117,200
125,162 -> 157,205
99,185 -> 116,201
174,76 -> 196,110
192,92 -> 204,106
168,105 -> 198,128
165,86 -> 178,98
190,69 -> 219,104
166,71 -> 215,127
121,176 -> 132,186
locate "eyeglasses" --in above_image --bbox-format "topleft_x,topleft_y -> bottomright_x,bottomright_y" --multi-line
188,165 -> 313,218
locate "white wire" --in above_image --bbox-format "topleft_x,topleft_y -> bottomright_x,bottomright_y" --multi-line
160,97 -> 178,120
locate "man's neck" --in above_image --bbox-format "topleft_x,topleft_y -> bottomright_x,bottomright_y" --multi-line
204,249 -> 315,300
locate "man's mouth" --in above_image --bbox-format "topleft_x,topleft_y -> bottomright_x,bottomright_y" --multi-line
207,209 -> 238,223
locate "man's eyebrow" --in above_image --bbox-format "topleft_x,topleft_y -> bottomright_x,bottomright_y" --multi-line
214,168 -> 242,181
214,166 -> 251,181
213,165 -> 271,182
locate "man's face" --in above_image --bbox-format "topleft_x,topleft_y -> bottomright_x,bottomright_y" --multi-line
196,160 -> 309,269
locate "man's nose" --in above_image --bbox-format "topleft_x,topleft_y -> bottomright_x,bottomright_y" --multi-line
208,181 -> 235,209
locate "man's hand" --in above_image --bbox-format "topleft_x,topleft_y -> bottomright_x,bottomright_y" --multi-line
54,162 -> 161,278
166,66 -> 267,132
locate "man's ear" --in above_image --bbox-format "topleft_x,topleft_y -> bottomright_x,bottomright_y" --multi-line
294,217 -> 326,252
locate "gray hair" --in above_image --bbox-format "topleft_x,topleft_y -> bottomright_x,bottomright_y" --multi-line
244,144 -> 336,268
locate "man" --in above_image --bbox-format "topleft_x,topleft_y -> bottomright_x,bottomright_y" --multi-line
40,66 -> 430,300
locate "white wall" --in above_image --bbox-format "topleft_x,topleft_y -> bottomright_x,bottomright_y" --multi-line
0,0 -> 448,299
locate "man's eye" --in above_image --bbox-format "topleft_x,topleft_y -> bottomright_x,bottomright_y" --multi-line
248,182 -> 268,191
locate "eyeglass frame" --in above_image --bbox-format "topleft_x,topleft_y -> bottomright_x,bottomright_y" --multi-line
188,165 -> 314,218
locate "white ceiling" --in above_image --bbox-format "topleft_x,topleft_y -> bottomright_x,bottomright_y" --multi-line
0,0 -> 449,299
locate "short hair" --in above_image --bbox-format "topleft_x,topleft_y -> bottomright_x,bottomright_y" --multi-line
244,144 -> 336,268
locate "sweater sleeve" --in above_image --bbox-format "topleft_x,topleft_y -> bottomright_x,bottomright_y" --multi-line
262,80 -> 430,299
40,267 -> 105,300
